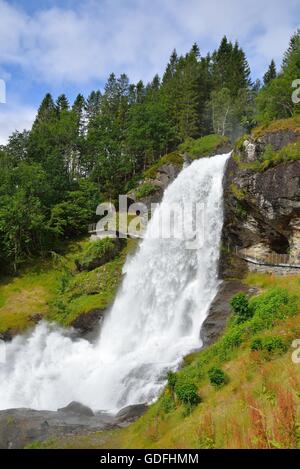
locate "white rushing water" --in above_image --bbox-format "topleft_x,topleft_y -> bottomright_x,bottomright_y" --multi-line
0,153 -> 230,411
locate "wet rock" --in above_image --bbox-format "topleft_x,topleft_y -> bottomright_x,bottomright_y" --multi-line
0,407 -> 113,449
0,401 -> 148,448
128,163 -> 181,210
71,308 -> 104,335
201,280 -> 256,347
58,401 -> 94,417
28,313 -> 43,324
115,403 -> 148,423
0,330 -> 13,342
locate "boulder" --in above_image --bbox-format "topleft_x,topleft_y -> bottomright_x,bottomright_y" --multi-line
115,403 -> 148,423
58,401 -> 94,417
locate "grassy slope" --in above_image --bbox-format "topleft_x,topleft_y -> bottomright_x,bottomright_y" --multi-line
33,273 -> 300,449
0,237 -> 137,334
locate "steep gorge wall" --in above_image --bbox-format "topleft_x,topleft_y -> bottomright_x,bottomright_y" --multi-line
220,127 -> 300,278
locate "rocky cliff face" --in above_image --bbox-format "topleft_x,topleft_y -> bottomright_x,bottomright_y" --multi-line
221,127 -> 300,278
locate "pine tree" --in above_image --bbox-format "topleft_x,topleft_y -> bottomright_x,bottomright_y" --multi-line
263,60 -> 277,86
33,93 -> 56,126
56,94 -> 70,114
136,80 -> 145,103
72,94 -> 86,134
283,29 -> 300,69
162,49 -> 178,84
86,90 -> 102,122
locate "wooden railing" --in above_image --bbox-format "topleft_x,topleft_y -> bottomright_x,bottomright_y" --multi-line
237,248 -> 300,268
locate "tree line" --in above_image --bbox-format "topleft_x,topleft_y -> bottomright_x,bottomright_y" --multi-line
0,31 -> 299,273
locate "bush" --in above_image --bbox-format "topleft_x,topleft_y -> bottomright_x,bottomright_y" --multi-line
135,182 -> 158,200
230,292 -> 253,323
75,237 -> 123,271
167,371 -> 177,392
251,336 -> 287,354
249,287 -> 297,331
178,134 -> 228,158
160,394 -> 175,414
175,382 -> 201,407
208,367 -> 228,388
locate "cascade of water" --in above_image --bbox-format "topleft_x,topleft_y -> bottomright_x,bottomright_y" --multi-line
0,153 -> 230,411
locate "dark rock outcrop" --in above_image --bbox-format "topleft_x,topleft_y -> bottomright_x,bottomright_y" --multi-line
127,163 -> 181,209
201,280 -> 258,347
115,403 -> 148,423
221,129 -> 300,277
71,308 -> 104,336
58,401 -> 94,417
0,402 -> 147,449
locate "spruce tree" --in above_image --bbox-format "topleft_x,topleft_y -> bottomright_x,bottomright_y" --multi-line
72,94 -> 86,134
33,93 -> 56,126
56,94 -> 70,114
263,60 -> 277,86
86,90 -> 102,122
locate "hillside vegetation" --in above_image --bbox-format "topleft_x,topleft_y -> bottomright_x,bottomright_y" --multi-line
0,237 -> 137,336
31,273 -> 300,449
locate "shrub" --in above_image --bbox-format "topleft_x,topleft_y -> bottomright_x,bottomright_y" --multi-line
230,292 -> 253,323
222,327 -> 243,349
250,338 -> 264,351
160,394 -> 175,414
178,134 -> 228,158
175,382 -> 201,407
167,370 -> 177,392
208,367 -> 228,388
75,237 -> 123,271
135,182 -> 158,200
251,336 -> 287,354
143,151 -> 182,179
249,287 -> 297,330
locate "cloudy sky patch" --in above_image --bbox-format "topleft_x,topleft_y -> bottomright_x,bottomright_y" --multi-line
0,0 -> 299,143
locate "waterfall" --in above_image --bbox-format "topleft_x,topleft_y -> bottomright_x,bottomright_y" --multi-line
0,153 -> 230,412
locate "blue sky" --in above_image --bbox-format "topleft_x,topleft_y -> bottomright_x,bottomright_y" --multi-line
0,0 -> 299,144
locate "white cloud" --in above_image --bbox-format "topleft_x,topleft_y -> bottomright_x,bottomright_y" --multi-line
0,0 -> 298,86
0,0 -> 299,142
0,102 -> 35,145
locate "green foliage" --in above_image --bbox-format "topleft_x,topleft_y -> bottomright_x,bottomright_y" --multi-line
75,238 -> 122,271
250,336 -> 287,354
143,151 -> 182,179
160,394 -> 175,414
175,382 -> 201,407
230,183 -> 246,200
208,367 -> 228,388
252,140 -> 300,172
256,30 -> 300,123
230,292 -> 253,323
178,134 -> 228,158
235,200 -> 247,218
249,287 -> 297,331
134,182 -> 158,200
167,371 -> 177,391
263,60 -> 277,86
46,240 -> 136,326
